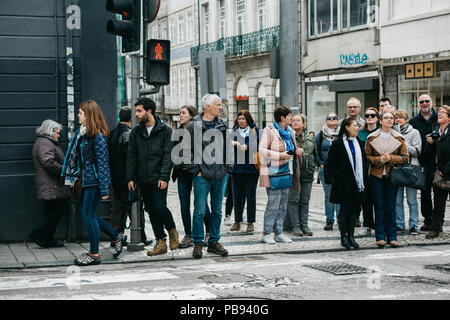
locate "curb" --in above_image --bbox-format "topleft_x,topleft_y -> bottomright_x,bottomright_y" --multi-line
2,239 -> 450,270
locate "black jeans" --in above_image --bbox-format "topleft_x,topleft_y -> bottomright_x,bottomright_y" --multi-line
231,173 -> 258,223
339,202 -> 360,235
359,182 -> 375,229
225,175 -> 234,217
111,185 -> 148,242
140,183 -> 176,240
420,172 -> 434,225
30,199 -> 69,244
431,186 -> 449,232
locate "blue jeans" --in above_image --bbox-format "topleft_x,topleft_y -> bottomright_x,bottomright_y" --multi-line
192,175 -> 228,245
396,186 -> 419,230
318,167 -> 340,223
177,171 -> 211,237
371,176 -> 398,242
81,187 -> 118,254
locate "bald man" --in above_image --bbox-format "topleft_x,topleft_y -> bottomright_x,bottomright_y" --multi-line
409,94 -> 439,231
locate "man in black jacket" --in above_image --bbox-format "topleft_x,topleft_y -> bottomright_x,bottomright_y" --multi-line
109,107 -> 151,246
184,94 -> 233,259
127,98 -> 179,256
409,94 -> 439,231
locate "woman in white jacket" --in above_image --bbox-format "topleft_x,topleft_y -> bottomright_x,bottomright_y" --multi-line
394,110 -> 422,235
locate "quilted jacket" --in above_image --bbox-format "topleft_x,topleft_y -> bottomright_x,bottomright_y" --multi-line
63,130 -> 111,196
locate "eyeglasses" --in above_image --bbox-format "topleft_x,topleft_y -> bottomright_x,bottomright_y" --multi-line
419,100 -> 431,104
364,113 -> 377,119
348,106 -> 360,109
326,116 -> 338,121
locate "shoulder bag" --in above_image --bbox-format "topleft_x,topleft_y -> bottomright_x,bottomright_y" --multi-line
268,162 -> 292,190
389,155 -> 428,190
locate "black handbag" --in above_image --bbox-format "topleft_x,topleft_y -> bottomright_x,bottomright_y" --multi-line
389,156 -> 428,190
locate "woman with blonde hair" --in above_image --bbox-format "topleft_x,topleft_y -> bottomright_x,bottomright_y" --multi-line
63,100 -> 123,265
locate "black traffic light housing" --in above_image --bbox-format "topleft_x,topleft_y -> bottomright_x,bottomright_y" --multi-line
106,0 -> 141,53
145,39 -> 170,86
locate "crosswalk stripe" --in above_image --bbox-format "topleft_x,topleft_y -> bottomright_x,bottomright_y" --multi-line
0,270 -> 178,291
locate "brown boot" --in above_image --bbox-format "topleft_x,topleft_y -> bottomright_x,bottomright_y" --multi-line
169,228 -> 179,251
246,223 -> 254,233
230,222 -> 241,231
147,239 -> 167,256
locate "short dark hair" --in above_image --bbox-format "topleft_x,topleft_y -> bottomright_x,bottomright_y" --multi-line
234,109 -> 255,128
379,97 -> 391,104
274,105 -> 292,123
118,106 -> 131,122
135,97 -> 156,115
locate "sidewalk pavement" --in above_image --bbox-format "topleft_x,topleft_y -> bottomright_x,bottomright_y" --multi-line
1,178 -> 449,269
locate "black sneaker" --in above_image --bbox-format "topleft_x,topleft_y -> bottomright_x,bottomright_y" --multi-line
74,252 -> 101,266
324,221 -> 333,231
420,224 -> 432,231
426,230 -> 440,239
28,233 -> 48,248
409,227 -> 419,235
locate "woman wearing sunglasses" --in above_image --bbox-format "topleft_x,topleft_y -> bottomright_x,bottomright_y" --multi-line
366,111 -> 409,248
357,107 -> 380,236
316,113 -> 340,231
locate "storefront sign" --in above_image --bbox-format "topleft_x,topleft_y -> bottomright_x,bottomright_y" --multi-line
172,115 -> 180,122
406,62 -> 435,79
339,53 -> 368,67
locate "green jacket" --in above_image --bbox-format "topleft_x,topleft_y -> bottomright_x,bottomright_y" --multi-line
296,133 -> 319,183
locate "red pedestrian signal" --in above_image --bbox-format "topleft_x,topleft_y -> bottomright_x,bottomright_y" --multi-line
145,39 -> 171,86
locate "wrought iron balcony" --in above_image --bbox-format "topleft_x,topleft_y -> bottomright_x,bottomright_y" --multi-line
190,26 -> 280,65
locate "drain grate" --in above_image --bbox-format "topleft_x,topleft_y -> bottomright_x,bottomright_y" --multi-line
200,274 -> 254,284
304,262 -> 369,275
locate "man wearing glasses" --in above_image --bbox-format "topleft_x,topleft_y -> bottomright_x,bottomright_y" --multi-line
345,97 -> 365,129
409,94 -> 438,231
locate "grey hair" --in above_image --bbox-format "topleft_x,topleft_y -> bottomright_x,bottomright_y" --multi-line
36,119 -> 62,137
202,93 -> 221,110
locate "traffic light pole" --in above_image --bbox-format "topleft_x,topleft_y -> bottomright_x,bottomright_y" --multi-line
127,54 -> 145,252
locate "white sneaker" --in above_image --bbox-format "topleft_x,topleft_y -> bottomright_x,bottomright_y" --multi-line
261,234 -> 276,244
224,215 -> 232,226
359,227 -> 371,236
274,233 -> 293,243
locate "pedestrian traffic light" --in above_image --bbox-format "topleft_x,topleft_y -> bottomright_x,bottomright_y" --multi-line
145,39 -> 170,86
106,0 -> 141,53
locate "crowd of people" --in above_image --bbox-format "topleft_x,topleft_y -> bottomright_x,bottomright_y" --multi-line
28,93 -> 449,266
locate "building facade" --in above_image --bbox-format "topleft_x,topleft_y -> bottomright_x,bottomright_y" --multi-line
379,0 -> 450,116
300,0 -> 380,134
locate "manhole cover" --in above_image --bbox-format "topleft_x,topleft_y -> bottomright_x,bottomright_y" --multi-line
425,263 -> 450,273
304,262 -> 369,275
200,274 -> 254,284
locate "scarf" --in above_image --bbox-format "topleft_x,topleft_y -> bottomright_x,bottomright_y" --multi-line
322,125 -> 340,142
343,135 -> 364,192
400,124 -> 409,135
62,126 -> 86,185
274,121 -> 295,153
238,126 -> 250,138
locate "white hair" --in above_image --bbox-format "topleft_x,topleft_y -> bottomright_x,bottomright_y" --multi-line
202,93 -> 221,110
36,119 -> 62,137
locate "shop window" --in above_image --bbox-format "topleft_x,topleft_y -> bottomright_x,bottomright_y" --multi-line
306,84 -> 336,134
398,70 -> 450,118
